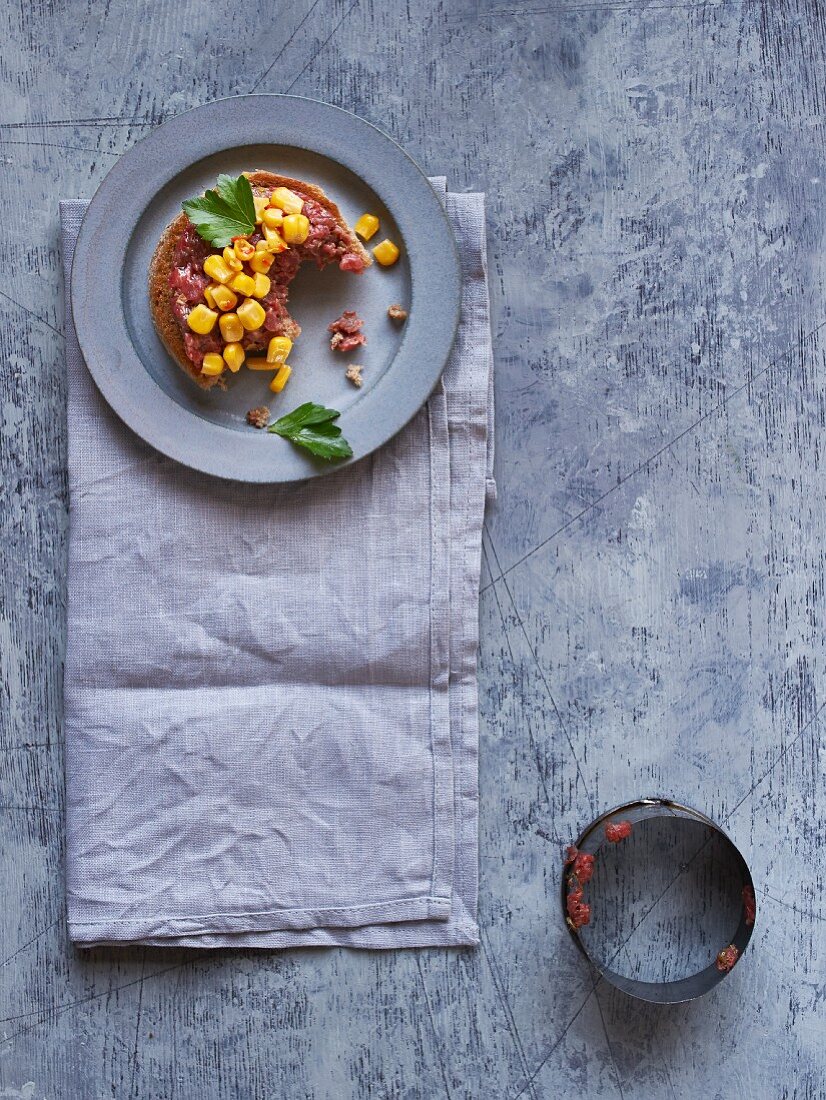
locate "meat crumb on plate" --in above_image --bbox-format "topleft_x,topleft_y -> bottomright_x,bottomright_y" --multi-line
328,309 -> 366,352
387,303 -> 408,323
345,364 -> 364,387
246,406 -> 270,429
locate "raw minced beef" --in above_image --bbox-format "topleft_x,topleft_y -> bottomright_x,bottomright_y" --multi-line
169,188 -> 366,368
328,309 -> 366,353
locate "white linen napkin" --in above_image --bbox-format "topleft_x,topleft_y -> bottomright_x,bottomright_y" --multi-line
59,178 -> 493,947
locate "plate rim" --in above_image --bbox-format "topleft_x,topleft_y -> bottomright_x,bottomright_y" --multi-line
71,93 -> 461,483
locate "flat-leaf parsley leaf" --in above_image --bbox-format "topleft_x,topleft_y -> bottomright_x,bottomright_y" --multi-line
268,402 -> 353,462
182,174 -> 257,248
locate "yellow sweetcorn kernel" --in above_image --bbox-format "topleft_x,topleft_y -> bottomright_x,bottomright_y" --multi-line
211,284 -> 238,312
253,195 -> 268,224
222,246 -> 243,272
263,226 -> 288,253
249,249 -> 274,274
203,254 -> 234,284
266,336 -> 292,365
222,342 -> 245,373
187,304 -> 218,334
237,298 -> 266,331
282,213 -> 310,245
252,272 -> 271,298
373,239 -> 400,266
229,272 -> 256,297
269,364 -> 292,393
219,311 -> 244,343
201,353 -> 225,376
262,207 -> 284,229
354,213 -> 379,241
245,357 -> 274,370
233,238 -> 255,262
270,187 -> 303,214
203,284 -> 217,309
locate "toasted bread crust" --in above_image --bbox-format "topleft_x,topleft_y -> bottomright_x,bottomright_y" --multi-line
247,171 -> 372,270
149,213 -> 219,389
148,172 -> 372,391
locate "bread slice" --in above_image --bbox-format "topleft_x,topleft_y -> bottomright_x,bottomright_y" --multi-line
148,171 -> 372,390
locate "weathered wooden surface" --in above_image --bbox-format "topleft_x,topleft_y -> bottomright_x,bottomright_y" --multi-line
2,0 -> 825,1096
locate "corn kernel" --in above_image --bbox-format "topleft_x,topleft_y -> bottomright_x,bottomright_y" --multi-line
269,364 -> 292,393
264,226 -> 289,253
270,187 -> 303,214
219,311 -> 244,342
222,342 -> 245,373
211,284 -> 238,311
253,195 -> 269,224
237,298 -> 266,331
266,336 -> 292,365
187,303 -> 218,334
203,284 -> 217,309
249,249 -> 274,274
203,254 -> 234,284
373,239 -> 400,266
222,246 -> 242,272
262,207 -> 284,229
252,272 -> 271,298
201,353 -> 225,376
282,213 -> 310,245
245,357 -> 274,370
233,238 -> 255,261
354,213 -> 379,241
230,272 -> 256,297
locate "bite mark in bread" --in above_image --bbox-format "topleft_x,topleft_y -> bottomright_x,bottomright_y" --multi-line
149,172 -> 372,390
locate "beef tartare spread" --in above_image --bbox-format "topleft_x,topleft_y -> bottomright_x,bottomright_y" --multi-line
149,171 -> 372,392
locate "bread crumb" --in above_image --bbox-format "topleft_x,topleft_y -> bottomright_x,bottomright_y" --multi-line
246,406 -> 270,429
345,364 -> 363,388
387,303 -> 408,323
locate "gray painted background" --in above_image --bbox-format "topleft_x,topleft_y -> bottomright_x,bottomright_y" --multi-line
1,0 -> 824,1097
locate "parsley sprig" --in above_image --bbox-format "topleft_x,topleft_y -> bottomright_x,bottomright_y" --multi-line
182,174 -> 257,248
268,403 -> 353,462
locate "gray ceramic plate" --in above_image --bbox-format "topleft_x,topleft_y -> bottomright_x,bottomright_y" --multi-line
71,95 -> 460,482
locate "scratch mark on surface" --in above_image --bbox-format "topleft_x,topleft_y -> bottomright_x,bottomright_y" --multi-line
0,139 -> 120,156
128,948 -> 147,1100
486,527 -> 594,810
723,701 -> 826,825
0,288 -> 64,338
593,981 -> 627,1100
762,891 -> 826,923
0,117 -> 153,130
509,983 -> 598,1100
0,961 -> 191,1029
0,920 -> 60,970
475,0 -> 723,15
284,0 -> 359,94
482,539 -> 561,819
414,957 -> 454,1100
246,0 -> 323,93
480,930 -> 538,1100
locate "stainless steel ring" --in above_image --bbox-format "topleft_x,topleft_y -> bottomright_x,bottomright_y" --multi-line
561,798 -> 756,1004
